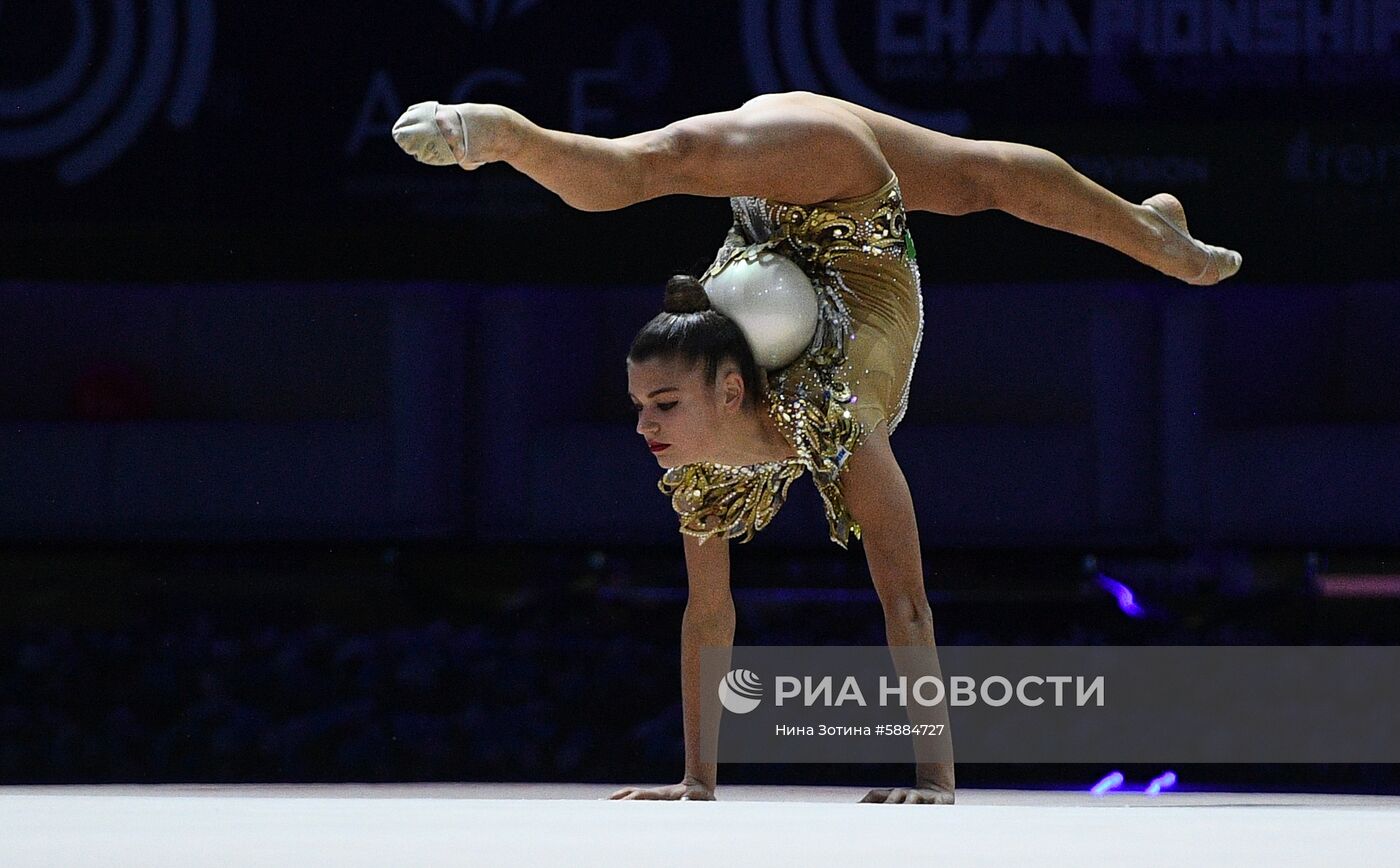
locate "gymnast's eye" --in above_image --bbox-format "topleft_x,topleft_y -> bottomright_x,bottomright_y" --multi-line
631,400 -> 678,413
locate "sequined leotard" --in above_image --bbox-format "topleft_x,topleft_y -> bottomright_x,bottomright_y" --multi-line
658,173 -> 924,548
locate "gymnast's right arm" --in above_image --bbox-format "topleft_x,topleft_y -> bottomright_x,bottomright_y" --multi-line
609,531 -> 732,801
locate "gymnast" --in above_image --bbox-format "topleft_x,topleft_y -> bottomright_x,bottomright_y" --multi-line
392,91 -> 1241,804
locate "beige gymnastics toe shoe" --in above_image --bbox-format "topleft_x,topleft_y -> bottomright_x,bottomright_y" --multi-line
1142,193 -> 1243,285
390,100 -> 495,170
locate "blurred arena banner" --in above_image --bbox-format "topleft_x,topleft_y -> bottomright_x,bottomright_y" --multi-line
4,0 -> 1398,282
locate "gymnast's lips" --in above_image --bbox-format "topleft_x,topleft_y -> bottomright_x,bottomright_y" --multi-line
648,441 -> 670,453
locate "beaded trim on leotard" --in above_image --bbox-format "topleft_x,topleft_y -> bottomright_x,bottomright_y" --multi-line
659,175 -> 922,549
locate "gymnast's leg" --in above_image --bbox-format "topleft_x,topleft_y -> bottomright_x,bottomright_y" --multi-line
392,93 -> 1240,284
759,91 -> 1241,285
390,98 -> 893,212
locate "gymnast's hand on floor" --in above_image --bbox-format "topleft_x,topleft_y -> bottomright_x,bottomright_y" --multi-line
859,785 -> 955,805
608,779 -> 716,801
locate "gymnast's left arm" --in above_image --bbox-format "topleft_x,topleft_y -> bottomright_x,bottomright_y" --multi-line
841,422 -> 955,804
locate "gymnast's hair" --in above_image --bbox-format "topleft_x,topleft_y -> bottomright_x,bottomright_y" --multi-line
628,274 -> 765,411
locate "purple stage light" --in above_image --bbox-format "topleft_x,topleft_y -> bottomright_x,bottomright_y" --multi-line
1095,573 -> 1146,618
1145,771 -> 1178,796
1089,771 -> 1124,795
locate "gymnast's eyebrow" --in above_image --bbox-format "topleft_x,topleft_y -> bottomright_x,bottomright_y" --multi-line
628,387 -> 680,400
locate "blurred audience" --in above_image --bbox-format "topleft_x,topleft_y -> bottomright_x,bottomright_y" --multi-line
0,556 -> 1392,787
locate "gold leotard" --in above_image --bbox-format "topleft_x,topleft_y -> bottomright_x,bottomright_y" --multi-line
658,173 -> 924,548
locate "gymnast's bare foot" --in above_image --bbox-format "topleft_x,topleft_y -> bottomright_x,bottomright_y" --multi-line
1141,193 -> 1243,286
432,103 -> 527,170
608,779 -> 716,801
860,785 -> 955,804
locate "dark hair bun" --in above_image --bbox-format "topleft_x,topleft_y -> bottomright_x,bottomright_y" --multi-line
663,274 -> 712,314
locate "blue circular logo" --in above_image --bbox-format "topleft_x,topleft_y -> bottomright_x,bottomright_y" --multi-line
0,0 -> 215,184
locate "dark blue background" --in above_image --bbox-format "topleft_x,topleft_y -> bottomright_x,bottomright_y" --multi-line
2,0 -> 1398,791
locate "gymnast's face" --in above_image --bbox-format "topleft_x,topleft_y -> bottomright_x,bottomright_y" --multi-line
627,356 -> 746,467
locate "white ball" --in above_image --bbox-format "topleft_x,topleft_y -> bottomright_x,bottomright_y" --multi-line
701,248 -> 819,370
